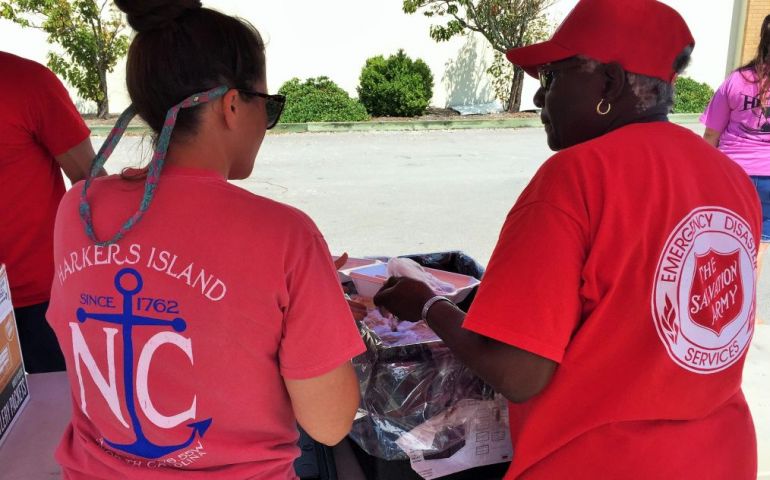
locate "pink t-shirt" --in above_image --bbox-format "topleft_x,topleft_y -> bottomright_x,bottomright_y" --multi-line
47,166 -> 365,479
701,68 -> 770,175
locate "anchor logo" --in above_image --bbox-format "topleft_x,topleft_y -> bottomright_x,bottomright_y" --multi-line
76,268 -> 212,459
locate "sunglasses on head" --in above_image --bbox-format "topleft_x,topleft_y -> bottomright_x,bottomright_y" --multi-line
237,90 -> 286,129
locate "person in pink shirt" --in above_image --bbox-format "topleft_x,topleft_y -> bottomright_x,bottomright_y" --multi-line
46,1 -> 365,478
702,14 -> 770,284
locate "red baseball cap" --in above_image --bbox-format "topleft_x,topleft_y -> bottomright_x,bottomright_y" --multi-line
506,0 -> 694,82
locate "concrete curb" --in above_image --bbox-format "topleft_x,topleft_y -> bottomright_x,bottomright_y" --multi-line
87,113 -> 702,136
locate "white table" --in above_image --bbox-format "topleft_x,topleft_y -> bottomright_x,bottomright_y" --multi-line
0,372 -> 70,479
745,324 -> 770,480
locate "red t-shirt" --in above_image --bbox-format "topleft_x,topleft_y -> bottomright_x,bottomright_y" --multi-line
0,52 -> 90,307
47,166 -> 366,479
464,122 -> 759,479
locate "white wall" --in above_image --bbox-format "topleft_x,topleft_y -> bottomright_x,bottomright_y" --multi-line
0,0 -> 739,115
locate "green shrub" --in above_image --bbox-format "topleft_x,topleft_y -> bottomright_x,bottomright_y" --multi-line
277,77 -> 369,123
673,77 -> 715,114
358,49 -> 434,117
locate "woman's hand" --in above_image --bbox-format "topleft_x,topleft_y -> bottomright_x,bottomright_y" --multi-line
333,252 -> 349,270
373,276 -> 436,322
333,253 -> 369,321
377,275 -> 557,403
345,296 -> 368,321
703,127 -> 721,147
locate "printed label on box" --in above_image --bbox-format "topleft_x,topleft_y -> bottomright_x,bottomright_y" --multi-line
0,265 -> 29,447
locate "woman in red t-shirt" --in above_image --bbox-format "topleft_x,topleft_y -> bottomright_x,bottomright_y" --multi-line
375,0 -> 759,478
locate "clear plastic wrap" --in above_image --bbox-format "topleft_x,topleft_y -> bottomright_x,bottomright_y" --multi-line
347,252 -> 506,465
350,330 -> 498,461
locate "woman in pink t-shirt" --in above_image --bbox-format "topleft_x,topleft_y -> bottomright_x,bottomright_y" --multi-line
702,14 -> 770,280
46,1 -> 365,479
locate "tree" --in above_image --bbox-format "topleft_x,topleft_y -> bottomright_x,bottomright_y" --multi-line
1,0 -> 130,118
403,0 -> 553,112
358,50 -> 434,117
672,77 -> 715,114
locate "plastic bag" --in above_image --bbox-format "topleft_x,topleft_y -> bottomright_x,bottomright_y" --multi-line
348,252 -> 500,462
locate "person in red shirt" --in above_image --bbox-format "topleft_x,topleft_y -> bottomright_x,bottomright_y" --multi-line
0,51 -> 96,373
375,0 -> 760,478
46,1 -> 364,479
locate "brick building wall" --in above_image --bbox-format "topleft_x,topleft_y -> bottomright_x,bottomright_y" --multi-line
742,0 -> 770,63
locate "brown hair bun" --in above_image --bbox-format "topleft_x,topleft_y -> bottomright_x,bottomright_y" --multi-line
114,0 -> 202,32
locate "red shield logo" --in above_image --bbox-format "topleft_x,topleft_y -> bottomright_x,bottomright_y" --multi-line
688,249 -> 744,335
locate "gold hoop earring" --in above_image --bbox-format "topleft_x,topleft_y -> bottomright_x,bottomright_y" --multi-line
596,99 -> 611,115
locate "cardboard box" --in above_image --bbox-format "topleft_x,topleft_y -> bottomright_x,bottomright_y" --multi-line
0,265 -> 29,447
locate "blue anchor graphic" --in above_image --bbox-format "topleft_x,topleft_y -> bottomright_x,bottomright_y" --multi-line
76,268 -> 212,459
